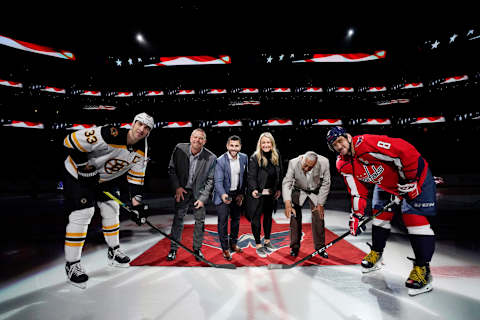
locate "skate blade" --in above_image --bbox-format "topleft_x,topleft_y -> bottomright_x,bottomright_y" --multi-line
408,284 -> 433,296
67,279 -> 87,289
108,260 -> 130,268
361,262 -> 384,274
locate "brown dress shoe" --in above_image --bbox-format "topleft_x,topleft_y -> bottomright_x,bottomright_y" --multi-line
223,250 -> 232,261
230,245 -> 243,253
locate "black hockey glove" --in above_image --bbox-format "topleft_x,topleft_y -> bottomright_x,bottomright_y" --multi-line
131,203 -> 149,226
77,165 -> 99,188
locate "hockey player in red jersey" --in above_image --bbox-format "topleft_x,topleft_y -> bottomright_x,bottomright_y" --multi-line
326,126 -> 436,296
62,112 -> 154,288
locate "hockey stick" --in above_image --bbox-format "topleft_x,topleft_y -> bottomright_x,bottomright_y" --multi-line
103,191 -> 237,270
267,198 -> 399,270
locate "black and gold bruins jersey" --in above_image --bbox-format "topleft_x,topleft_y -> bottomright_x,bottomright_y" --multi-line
63,125 -> 146,186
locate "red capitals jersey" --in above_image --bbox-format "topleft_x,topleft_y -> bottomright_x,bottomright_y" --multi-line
336,134 -> 429,214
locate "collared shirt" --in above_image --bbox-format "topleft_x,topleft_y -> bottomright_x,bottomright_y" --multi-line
228,152 -> 240,191
305,167 -> 316,191
186,147 -> 202,189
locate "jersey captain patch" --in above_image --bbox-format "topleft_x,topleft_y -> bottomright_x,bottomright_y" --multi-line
110,127 -> 119,137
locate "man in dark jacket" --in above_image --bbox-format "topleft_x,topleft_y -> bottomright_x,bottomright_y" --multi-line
167,128 -> 217,261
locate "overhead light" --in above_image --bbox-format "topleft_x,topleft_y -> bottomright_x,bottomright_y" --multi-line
347,28 -> 354,38
136,33 -> 146,44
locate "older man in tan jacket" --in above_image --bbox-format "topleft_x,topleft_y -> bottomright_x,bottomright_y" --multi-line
282,151 -> 331,258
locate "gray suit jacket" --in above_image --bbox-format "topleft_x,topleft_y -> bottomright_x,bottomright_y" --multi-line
282,153 -> 331,206
168,143 -> 217,204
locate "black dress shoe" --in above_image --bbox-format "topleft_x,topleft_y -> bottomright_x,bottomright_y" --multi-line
194,249 -> 204,261
166,250 -> 177,261
223,250 -> 232,261
290,249 -> 299,257
230,245 -> 243,253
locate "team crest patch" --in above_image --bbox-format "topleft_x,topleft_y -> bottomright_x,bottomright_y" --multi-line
202,229 -> 294,255
110,127 -> 118,137
355,136 -> 364,148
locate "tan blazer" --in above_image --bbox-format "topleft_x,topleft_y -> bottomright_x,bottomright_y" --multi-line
282,153 -> 331,206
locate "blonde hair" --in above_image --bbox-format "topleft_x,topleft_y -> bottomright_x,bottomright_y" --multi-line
255,132 -> 279,167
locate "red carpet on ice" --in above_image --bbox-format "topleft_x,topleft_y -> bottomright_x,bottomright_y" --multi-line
131,216 -> 366,267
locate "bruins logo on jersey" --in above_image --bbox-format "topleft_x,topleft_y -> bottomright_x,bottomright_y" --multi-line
105,159 -> 129,174
110,127 -> 119,137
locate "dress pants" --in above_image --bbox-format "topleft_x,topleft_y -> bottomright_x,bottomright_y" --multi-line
216,191 -> 242,251
170,190 -> 206,251
290,199 -> 325,251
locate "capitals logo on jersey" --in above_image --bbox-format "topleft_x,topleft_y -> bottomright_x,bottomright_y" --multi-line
202,229 -> 304,256
358,164 -> 385,184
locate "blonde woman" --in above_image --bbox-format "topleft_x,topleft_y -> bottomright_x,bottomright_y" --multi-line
246,132 -> 283,258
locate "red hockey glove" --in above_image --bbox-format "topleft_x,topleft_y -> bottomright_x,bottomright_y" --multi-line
397,181 -> 421,200
349,213 -> 367,236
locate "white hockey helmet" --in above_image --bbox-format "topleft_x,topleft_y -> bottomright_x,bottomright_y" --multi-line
133,112 -> 154,131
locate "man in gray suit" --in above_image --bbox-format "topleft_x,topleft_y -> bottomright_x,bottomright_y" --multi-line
282,151 -> 331,258
167,128 -> 217,261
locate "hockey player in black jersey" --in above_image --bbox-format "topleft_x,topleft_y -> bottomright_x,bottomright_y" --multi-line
62,112 -> 153,288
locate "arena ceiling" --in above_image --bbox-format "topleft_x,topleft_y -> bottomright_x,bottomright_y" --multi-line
0,4 -> 477,122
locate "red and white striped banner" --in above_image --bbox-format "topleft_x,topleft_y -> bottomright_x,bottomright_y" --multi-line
177,90 -> 195,95
263,119 -> 293,126
362,118 -> 391,125
229,100 -> 261,106
313,119 -> 343,126
213,120 -> 243,127
240,88 -> 259,94
402,83 -> 423,89
121,123 -> 132,129
411,116 -> 446,124
0,79 -> 23,88
377,99 -> 410,105
441,75 -> 468,84
207,89 -> 227,94
67,124 -> 96,130
41,86 -> 65,94
273,88 -> 291,93
336,87 -> 354,92
293,50 -> 386,63
146,91 -> 164,96
305,87 -> 323,92
4,121 -> 44,129
367,86 -> 387,92
115,92 -> 133,97
83,105 -> 116,110
163,121 -> 192,128
81,90 -> 101,96
0,34 -> 75,60
144,55 -> 231,67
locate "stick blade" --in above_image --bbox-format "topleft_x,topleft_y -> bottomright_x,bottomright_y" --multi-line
267,263 -> 290,270
215,263 -> 237,269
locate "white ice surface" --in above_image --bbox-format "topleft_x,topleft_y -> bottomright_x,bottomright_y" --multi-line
1,209 -> 479,320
